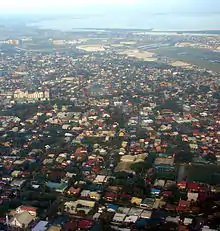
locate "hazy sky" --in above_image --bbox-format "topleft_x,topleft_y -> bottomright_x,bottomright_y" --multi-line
1,0 -> 140,12
1,0 -> 220,14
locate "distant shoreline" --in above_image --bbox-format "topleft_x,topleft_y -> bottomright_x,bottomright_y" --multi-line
73,28 -> 220,34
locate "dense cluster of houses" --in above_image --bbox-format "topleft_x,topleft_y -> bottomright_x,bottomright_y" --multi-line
0,34 -> 219,230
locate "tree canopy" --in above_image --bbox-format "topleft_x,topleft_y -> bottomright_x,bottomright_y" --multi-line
174,151 -> 193,163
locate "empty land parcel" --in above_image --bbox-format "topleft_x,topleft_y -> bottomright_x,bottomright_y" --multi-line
154,47 -> 220,72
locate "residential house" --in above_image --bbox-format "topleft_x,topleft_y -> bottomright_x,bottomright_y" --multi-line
140,210 -> 152,219
105,192 -> 117,202
31,221 -> 48,231
131,197 -> 142,206
10,211 -> 36,228
46,182 -> 68,193
140,198 -> 155,210
67,187 -> 81,196
64,199 -> 95,215
151,188 -> 161,196
128,208 -> 143,217
10,179 -> 26,189
187,183 -> 199,192
124,215 -> 138,224
89,191 -> 101,201
187,192 -> 199,201
112,213 -> 126,224
177,181 -> 187,190
16,205 -> 37,216
177,200 -> 190,211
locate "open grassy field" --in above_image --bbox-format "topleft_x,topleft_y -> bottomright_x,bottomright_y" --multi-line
185,164 -> 220,184
154,47 -> 220,72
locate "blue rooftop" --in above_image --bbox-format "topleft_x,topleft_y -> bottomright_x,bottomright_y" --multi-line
151,188 -> 161,194
107,204 -> 119,211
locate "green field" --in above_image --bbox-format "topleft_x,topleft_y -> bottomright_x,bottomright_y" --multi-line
185,164 -> 220,184
154,47 -> 220,72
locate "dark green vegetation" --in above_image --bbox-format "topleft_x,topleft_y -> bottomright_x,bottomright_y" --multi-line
185,164 -> 220,184
155,47 -> 220,72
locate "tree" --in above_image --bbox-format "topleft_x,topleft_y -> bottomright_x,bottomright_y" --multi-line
213,92 -> 220,99
199,85 -> 210,93
174,151 -> 193,163
156,99 -> 181,113
131,162 -> 150,174
204,154 -> 217,163
160,222 -> 178,231
165,185 -> 181,203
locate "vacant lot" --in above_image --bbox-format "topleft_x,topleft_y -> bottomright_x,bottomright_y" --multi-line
122,50 -> 157,61
76,45 -> 106,52
171,61 -> 190,67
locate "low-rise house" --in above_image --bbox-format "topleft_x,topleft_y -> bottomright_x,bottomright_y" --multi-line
67,187 -> 81,196
198,192 -> 208,201
187,182 -> 199,192
63,221 -> 77,231
93,175 -> 106,184
121,155 -> 136,162
187,192 -> 199,201
93,212 -> 101,220
177,200 -> 190,211
107,204 -> 119,212
166,216 -> 179,224
202,226 -> 218,231
162,191 -> 173,198
154,157 -> 174,166
65,199 -> 95,215
31,221 -> 48,231
140,198 -> 155,210
140,210 -> 152,219
46,182 -> 68,193
112,213 -> 126,224
153,199 -> 163,209
177,181 -> 187,190
115,162 -> 133,173
105,192 -> 117,202
154,179 -> 165,188
11,170 -> 22,178
117,207 -> 130,215
16,206 -> 37,216
10,179 -> 26,189
47,225 -> 61,231
183,217 -> 193,225
81,190 -> 91,198
131,197 -> 142,206
78,220 -> 94,229
10,209 -> 36,229
89,191 -> 101,201
128,208 -> 143,217
151,188 -> 161,196
119,192 -> 132,201
124,215 -> 138,224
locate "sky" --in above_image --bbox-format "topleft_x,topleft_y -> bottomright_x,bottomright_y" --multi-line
1,0 -> 141,12
1,0 -> 220,14
1,0 -> 220,31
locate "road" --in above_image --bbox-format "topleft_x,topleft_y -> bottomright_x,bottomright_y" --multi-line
177,164 -> 186,182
